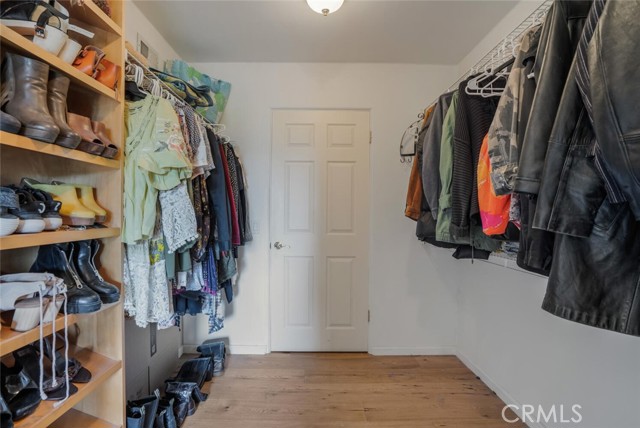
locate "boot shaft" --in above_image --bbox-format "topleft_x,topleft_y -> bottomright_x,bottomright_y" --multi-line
5,53 -> 50,106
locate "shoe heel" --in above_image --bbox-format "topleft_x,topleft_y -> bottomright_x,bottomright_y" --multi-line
42,295 -> 65,324
12,297 -> 49,331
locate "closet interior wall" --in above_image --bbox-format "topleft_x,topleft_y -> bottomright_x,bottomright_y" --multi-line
122,0 -> 182,400
451,2 -> 640,427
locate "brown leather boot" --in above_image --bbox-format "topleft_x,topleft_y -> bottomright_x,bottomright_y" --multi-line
47,71 -> 81,149
91,121 -> 118,159
67,113 -> 105,155
3,53 -> 59,143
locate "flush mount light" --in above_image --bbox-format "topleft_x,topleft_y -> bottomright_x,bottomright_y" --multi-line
306,0 -> 344,16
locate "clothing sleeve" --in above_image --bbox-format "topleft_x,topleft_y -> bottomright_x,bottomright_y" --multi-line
450,88 -> 472,239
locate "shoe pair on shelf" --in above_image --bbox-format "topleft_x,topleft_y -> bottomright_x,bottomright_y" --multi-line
0,336 -> 94,426
0,185 -> 62,236
73,45 -> 120,90
30,240 -> 120,314
22,177 -> 107,226
0,53 -> 119,159
0,272 -> 66,332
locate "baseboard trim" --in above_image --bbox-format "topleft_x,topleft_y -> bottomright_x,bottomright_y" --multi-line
456,351 -> 545,428
368,346 -> 456,356
183,344 -> 269,355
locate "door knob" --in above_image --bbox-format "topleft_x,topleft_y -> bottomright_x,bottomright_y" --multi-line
273,242 -> 289,250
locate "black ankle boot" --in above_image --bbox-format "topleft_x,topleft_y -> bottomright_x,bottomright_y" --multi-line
75,240 -> 120,303
128,391 -> 159,428
30,243 -> 102,313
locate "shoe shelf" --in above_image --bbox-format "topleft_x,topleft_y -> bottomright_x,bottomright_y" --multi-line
0,228 -> 120,251
13,346 -> 122,428
0,25 -> 119,102
0,131 -> 120,169
58,0 -> 123,37
0,314 -> 79,357
48,409 -> 120,428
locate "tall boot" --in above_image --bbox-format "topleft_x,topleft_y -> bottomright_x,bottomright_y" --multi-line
128,391 -> 159,428
2,53 -> 59,143
74,240 -> 120,303
30,243 -> 102,314
197,340 -> 226,377
164,382 -> 199,427
47,71 -> 81,149
126,405 -> 145,428
157,398 -> 177,428
0,111 -> 21,134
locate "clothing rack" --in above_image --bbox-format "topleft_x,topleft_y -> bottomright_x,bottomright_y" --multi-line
125,51 -> 226,134
444,0 -> 553,95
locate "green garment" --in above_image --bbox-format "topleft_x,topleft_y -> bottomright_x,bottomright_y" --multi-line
436,91 -> 500,252
123,96 -> 192,244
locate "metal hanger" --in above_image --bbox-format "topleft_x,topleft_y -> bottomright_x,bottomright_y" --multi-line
399,112 -> 424,164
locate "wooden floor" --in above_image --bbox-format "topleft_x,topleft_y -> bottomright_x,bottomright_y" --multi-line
183,353 -> 524,428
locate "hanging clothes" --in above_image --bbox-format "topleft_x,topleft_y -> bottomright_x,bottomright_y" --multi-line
406,105 -> 435,221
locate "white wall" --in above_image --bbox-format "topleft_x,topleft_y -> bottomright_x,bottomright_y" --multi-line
452,2 -> 640,428
123,1 -> 183,397
181,62 -> 461,355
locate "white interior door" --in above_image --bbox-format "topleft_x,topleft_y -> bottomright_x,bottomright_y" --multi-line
270,109 -> 370,352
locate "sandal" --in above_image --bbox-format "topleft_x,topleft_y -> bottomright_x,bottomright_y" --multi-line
0,362 -> 41,421
91,121 -> 119,159
43,335 -> 92,384
67,113 -> 105,156
13,345 -> 78,401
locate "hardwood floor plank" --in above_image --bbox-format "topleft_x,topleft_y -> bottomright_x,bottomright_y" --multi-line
183,353 -> 523,428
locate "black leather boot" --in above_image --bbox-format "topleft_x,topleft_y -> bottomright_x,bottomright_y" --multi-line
171,358 -> 212,388
127,404 -> 145,428
165,382 -> 199,427
157,398 -> 177,428
197,340 -> 226,377
47,71 -> 81,149
128,392 -> 159,428
75,240 -> 120,303
2,53 -> 59,143
30,243 -> 102,313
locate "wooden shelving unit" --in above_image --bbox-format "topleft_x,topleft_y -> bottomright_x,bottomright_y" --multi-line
0,228 -> 120,251
0,314 -> 78,355
0,1 -> 126,427
0,131 -> 120,169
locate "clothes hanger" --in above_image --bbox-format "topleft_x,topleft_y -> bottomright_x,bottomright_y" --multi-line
399,112 -> 424,163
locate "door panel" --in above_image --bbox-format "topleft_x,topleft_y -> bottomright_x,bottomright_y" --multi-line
270,109 -> 370,352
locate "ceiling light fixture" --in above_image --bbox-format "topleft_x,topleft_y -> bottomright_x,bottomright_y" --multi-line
306,0 -> 344,16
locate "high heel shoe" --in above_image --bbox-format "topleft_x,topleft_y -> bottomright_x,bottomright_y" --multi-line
67,113 -> 105,156
47,71 -> 81,149
91,121 -> 119,159
0,278 -> 50,331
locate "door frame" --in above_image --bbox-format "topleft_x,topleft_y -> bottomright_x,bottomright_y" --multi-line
266,107 -> 372,353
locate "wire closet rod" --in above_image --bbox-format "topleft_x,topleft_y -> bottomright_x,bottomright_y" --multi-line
444,0 -> 554,93
125,51 -> 225,132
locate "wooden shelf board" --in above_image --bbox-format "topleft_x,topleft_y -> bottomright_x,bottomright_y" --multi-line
0,26 -> 119,101
14,346 -> 122,428
0,314 -> 78,357
0,228 -> 120,251
48,409 -> 120,428
0,132 -> 120,169
58,0 -> 122,36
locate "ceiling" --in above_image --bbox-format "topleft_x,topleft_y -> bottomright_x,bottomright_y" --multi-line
133,0 -> 519,64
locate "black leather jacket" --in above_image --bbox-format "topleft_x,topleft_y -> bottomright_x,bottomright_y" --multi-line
589,0 -> 640,220
514,0 -> 591,195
